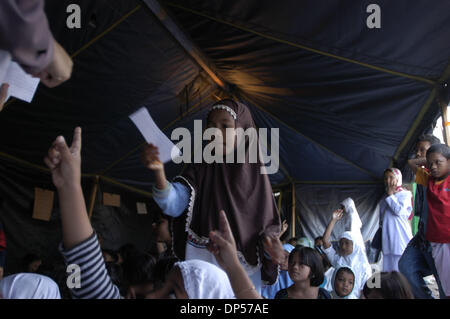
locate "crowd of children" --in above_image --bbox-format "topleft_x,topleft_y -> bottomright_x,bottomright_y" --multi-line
0,99 -> 449,299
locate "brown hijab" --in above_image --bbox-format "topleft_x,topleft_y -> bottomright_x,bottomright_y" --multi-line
172,99 -> 281,284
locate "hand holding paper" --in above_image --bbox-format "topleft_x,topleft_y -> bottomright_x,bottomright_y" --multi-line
142,143 -> 164,171
129,107 -> 181,163
0,50 -> 40,104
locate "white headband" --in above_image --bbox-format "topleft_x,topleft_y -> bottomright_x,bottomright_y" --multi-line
210,104 -> 237,120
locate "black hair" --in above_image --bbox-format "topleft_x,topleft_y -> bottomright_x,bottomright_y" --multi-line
362,271 -> 414,299
152,256 -> 179,287
36,255 -> 72,299
426,143 -> 450,160
335,267 -> 355,280
417,134 -> 440,146
121,251 -> 156,286
288,246 -> 324,287
102,249 -> 119,263
21,253 -> 41,272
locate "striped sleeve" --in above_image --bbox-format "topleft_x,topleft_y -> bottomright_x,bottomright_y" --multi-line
59,232 -> 121,299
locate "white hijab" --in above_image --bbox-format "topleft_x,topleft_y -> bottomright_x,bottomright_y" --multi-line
340,198 -> 365,251
176,260 -> 235,299
0,273 -> 61,299
335,232 -> 372,297
330,266 -> 358,299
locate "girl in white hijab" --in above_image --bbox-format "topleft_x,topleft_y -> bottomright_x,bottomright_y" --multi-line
322,209 -> 372,298
146,259 -> 235,299
0,273 -> 61,299
380,168 -> 413,272
340,198 -> 366,252
329,266 -> 358,299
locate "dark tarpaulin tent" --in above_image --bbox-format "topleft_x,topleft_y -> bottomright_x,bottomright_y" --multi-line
0,0 -> 449,273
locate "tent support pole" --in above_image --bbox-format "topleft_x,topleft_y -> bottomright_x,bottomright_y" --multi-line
291,183 -> 296,238
143,0 -> 228,91
88,176 -> 100,220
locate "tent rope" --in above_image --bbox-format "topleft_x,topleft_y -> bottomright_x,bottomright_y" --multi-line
239,94 -> 380,180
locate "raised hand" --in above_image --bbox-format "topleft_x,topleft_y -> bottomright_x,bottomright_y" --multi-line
208,210 -> 240,272
142,143 -> 164,171
332,209 -> 344,221
279,220 -> 289,238
44,127 -> 82,189
263,235 -> 286,265
386,178 -> 397,195
34,40 -> 73,88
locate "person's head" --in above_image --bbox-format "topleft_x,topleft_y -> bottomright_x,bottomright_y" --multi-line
288,237 -> 298,246
121,251 -> 156,288
118,243 -> 139,264
426,143 -> 450,180
102,249 -> 119,263
362,272 -> 414,299
295,237 -> 313,248
206,99 -> 238,155
152,256 -> 179,288
333,267 -> 355,298
338,232 -> 354,256
146,260 -> 234,299
340,198 -> 356,214
314,236 -> 323,248
0,273 -> 61,299
22,253 -> 42,273
416,135 -> 440,158
152,214 -> 171,243
288,247 -> 324,286
383,168 -> 402,190
280,244 -> 295,271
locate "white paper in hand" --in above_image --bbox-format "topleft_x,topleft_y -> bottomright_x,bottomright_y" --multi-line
0,50 -> 40,103
129,107 -> 181,163
4,62 -> 40,103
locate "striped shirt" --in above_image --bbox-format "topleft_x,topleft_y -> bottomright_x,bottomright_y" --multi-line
59,233 -> 121,299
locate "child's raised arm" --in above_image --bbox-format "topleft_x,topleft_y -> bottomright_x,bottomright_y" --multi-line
208,210 -> 262,299
322,209 -> 344,249
44,127 -> 120,299
44,127 -> 92,250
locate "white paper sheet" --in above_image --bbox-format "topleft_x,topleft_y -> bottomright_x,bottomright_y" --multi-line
0,49 -> 40,103
129,107 -> 181,163
136,202 -> 148,215
4,61 -> 40,103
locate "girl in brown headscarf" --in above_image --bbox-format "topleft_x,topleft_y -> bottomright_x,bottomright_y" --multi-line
142,99 -> 283,290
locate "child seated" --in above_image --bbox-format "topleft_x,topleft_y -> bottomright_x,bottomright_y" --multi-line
361,271 -> 414,299
321,209 -> 372,298
330,266 -> 357,299
274,246 -> 331,299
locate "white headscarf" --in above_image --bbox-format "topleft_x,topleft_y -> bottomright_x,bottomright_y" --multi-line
0,273 -> 61,299
330,266 -> 358,299
176,260 -> 235,299
384,168 -> 403,190
340,198 -> 365,252
335,232 -> 372,297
